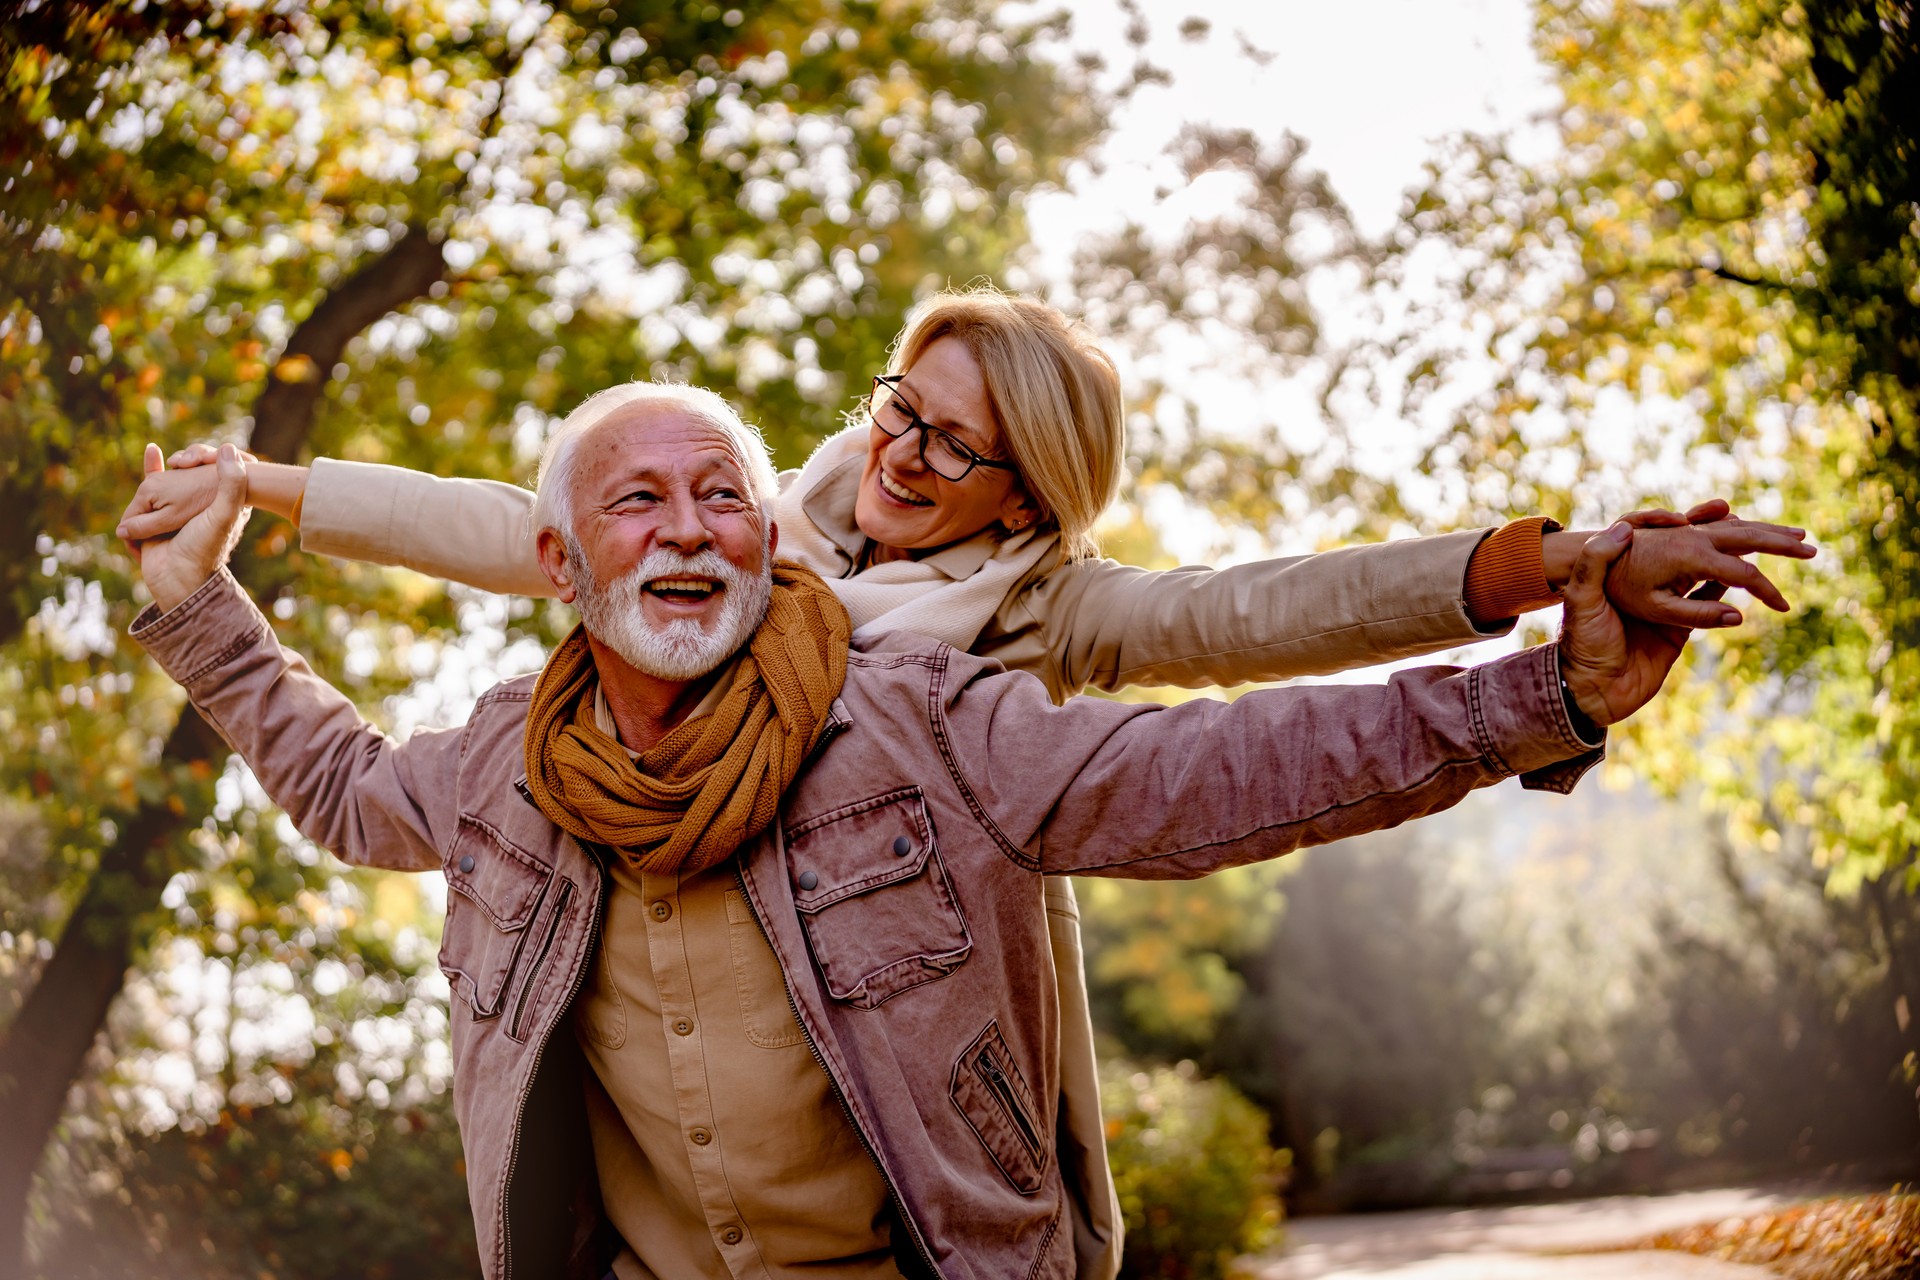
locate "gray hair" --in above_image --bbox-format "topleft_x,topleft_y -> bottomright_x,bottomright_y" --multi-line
529,382 -> 779,541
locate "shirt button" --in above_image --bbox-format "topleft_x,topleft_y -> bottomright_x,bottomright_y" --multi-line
672,1017 -> 693,1037
797,870 -> 818,891
650,900 -> 672,922
892,835 -> 912,857
458,854 -> 476,873
720,1227 -> 742,1246
690,1128 -> 713,1146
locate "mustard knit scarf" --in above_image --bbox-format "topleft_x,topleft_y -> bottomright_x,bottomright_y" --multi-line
522,563 -> 851,875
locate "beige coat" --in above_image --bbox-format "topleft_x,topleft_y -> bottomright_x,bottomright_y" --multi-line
296,458 -> 1507,1277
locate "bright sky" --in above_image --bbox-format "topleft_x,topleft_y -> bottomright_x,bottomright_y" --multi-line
1029,0 -> 1557,252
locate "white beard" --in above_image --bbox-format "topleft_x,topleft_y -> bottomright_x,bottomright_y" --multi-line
569,540 -> 774,681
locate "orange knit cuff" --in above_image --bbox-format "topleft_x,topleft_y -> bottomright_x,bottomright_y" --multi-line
289,489 -> 305,530
1463,516 -> 1561,626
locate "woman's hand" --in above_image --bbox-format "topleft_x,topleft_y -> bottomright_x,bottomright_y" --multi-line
1556,523 -> 1695,728
124,443 -> 253,612
1545,500 -> 1817,629
116,442 -> 309,540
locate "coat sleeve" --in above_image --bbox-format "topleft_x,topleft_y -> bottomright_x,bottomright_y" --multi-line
934,641 -> 1600,880
1020,530 -> 1513,695
298,458 -> 555,598
132,569 -> 462,872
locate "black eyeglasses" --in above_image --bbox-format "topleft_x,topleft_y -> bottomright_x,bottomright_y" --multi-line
867,375 -> 1019,483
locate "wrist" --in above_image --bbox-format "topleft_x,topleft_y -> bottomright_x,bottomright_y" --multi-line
1541,528 -> 1590,592
1557,669 -> 1606,744
148,567 -> 217,615
246,462 -> 310,521
1554,644 -> 1610,740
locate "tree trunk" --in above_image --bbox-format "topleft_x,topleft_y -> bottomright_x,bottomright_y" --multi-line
0,226 -> 446,1274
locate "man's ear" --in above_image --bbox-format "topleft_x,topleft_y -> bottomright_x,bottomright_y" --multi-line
536,528 -> 579,604
766,517 -> 779,560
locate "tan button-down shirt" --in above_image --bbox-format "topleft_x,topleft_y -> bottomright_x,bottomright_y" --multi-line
574,685 -> 901,1280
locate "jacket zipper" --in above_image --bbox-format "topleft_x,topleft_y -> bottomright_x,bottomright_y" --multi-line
976,1050 -> 1043,1159
498,822 -> 607,1280
733,863 -> 943,1279
511,879 -> 572,1041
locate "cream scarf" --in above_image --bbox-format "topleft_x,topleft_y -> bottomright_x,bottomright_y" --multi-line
772,426 -> 1062,652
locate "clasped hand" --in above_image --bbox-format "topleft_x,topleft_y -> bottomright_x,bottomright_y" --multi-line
118,442 -> 1816,733
126,443 -> 252,613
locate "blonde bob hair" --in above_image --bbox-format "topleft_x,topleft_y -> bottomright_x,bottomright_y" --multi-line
889,286 -> 1124,562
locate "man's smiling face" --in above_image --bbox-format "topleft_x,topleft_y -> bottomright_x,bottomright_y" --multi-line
552,405 -> 775,680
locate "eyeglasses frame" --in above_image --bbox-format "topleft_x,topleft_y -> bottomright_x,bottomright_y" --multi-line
866,375 -> 1020,483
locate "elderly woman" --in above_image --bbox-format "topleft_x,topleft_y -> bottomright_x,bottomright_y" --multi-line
121,285 -> 1808,1278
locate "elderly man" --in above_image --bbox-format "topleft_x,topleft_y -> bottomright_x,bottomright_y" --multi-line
130,382 -> 1689,1280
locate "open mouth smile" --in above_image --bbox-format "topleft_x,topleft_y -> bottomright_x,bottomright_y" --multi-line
878,469 -> 935,508
643,576 -> 721,604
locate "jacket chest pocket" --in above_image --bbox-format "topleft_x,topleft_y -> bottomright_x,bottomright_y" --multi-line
440,816 -> 554,1027
784,787 -> 971,1010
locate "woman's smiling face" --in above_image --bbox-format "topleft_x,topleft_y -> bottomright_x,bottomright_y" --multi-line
853,336 -> 1037,553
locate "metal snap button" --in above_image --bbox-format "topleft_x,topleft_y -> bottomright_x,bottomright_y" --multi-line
797,870 -> 818,890
673,1018 -> 693,1036
892,835 -> 912,857
650,901 -> 672,921
458,854 -> 475,873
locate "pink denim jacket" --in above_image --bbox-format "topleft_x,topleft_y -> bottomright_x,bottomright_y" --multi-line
134,568 -> 1599,1280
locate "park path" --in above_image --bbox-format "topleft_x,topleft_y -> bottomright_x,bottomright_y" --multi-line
1247,1185 -> 1799,1279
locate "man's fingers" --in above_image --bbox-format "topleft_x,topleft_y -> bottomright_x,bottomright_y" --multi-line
1567,523 -> 1635,611
210,443 -> 249,526
143,443 -> 164,475
167,442 -> 221,468
1620,507 -> 1687,528
1685,498 -> 1731,524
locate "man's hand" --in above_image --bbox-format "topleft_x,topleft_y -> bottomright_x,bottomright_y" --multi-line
1558,522 -> 1693,728
125,442 -> 252,612
116,442 -> 245,543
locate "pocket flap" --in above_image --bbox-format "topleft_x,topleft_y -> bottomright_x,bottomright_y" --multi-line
446,817 -> 551,930
786,787 -> 935,913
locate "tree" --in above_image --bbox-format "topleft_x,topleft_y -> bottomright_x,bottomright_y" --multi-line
1369,0 -> 1916,896
0,0 -> 1103,1267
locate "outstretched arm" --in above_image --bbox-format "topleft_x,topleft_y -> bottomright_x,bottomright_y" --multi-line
1032,503 -> 1812,697
125,444 -> 461,873
953,523 -> 1719,880
117,445 -> 552,598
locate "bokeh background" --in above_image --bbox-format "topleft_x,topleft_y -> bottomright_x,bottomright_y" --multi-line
2,1 -> 1916,1276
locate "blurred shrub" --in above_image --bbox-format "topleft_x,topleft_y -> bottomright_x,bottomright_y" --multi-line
35,1051 -> 476,1280
1102,1059 -> 1282,1280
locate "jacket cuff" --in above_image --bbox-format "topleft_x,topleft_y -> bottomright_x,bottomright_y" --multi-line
132,568 -> 272,690
1463,517 -> 1563,630
1465,641 -> 1606,790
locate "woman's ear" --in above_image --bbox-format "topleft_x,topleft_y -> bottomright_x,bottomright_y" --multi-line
536,528 -> 579,604
997,484 -> 1043,535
